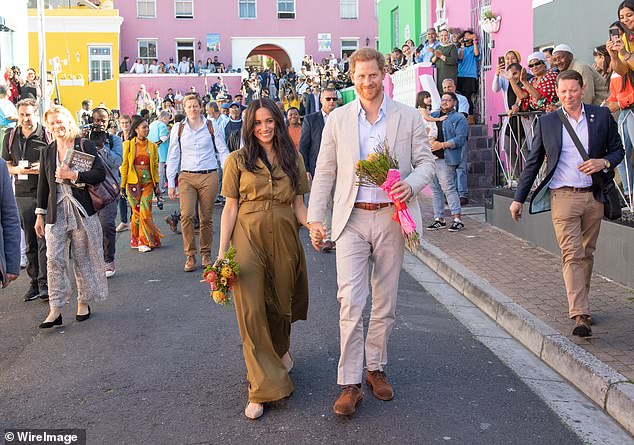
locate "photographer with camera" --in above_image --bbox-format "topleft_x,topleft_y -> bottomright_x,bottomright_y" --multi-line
457,30 -> 481,124
89,107 -> 123,277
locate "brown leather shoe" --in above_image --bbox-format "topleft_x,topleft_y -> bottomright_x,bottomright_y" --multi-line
201,255 -> 213,267
365,370 -> 394,401
572,315 -> 592,337
184,255 -> 196,272
333,385 -> 363,416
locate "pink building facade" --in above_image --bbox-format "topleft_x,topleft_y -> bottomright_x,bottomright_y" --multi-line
117,0 -> 378,72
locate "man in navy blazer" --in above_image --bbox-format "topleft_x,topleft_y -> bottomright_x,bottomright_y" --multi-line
0,158 -> 21,288
299,87 -> 338,250
510,70 -> 624,337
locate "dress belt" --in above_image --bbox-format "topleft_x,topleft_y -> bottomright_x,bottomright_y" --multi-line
555,186 -> 593,193
354,202 -> 393,210
181,169 -> 217,174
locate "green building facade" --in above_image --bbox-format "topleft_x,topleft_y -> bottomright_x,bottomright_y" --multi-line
377,0 -> 430,55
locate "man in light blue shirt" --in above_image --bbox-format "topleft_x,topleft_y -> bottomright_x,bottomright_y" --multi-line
416,28 -> 441,64
149,111 -> 171,193
0,86 -> 18,143
167,94 -> 229,272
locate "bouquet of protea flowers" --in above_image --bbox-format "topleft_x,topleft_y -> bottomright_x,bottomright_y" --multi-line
201,246 -> 240,307
356,139 -> 421,252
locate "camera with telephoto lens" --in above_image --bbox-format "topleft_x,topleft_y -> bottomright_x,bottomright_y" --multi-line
156,197 -> 164,210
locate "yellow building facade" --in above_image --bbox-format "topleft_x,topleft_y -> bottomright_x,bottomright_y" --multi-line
28,6 -> 123,117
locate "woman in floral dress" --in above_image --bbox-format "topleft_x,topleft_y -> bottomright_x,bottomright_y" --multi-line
120,116 -> 163,252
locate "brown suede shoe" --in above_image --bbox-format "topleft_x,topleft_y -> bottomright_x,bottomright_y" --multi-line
365,370 -> 394,401
572,315 -> 592,337
201,255 -> 213,267
184,255 -> 196,272
333,385 -> 363,416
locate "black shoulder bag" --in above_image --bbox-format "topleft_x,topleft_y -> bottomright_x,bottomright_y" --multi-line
556,109 -> 622,220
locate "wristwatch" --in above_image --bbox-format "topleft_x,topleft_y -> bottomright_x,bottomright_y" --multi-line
603,159 -> 611,172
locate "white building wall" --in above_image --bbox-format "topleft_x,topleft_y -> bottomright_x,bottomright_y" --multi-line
0,2 -> 29,72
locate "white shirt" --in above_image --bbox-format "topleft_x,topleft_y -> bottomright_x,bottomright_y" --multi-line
148,64 -> 160,74
356,95 -> 391,203
166,117 -> 229,188
177,61 -> 190,74
130,63 -> 145,74
549,105 -> 593,189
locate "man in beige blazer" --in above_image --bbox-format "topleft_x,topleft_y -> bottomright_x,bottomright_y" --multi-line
307,48 -> 435,416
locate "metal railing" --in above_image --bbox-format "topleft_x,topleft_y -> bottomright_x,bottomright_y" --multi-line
492,111 -> 543,188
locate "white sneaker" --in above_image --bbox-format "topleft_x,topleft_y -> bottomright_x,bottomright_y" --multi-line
105,261 -> 116,278
20,254 -> 27,269
115,222 -> 130,232
138,245 -> 152,253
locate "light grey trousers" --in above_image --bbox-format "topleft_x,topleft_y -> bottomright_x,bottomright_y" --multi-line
45,200 -> 108,309
335,206 -> 405,385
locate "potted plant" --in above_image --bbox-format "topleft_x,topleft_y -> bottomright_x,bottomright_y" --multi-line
480,10 -> 501,34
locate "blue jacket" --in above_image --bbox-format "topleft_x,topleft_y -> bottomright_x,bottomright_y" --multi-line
0,158 -> 21,282
431,110 -> 468,166
514,104 -> 624,213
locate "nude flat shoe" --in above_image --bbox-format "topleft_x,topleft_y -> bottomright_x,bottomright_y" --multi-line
244,402 -> 264,420
281,352 -> 294,372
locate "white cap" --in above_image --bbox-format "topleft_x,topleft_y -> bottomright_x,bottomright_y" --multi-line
553,44 -> 573,54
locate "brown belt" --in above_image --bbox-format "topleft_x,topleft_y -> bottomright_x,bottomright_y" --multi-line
555,186 -> 593,193
353,202 -> 393,210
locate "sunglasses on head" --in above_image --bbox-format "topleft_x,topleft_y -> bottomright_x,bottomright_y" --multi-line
528,61 -> 544,68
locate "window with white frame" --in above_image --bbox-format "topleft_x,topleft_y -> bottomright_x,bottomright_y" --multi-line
239,0 -> 256,19
341,39 -> 359,58
138,39 -> 158,65
176,40 -> 195,63
277,0 -> 295,19
137,0 -> 156,18
88,46 -> 112,82
175,0 -> 193,18
340,0 -> 358,19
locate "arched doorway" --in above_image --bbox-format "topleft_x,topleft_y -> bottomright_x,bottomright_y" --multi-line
246,44 -> 292,75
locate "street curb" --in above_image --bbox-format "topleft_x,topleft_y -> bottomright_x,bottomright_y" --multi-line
413,239 -> 634,436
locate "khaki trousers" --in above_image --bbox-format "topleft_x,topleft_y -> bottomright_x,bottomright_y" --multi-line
335,207 -> 404,385
178,171 -> 219,257
550,188 -> 604,318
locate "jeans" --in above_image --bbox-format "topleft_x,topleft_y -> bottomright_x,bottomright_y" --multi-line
456,143 -> 469,198
97,199 -> 118,263
118,195 -> 129,224
430,159 -> 462,219
158,161 -> 167,194
617,109 -> 634,195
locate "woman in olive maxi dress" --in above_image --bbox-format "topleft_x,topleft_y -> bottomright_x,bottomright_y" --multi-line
217,98 -> 310,420
433,28 -> 459,95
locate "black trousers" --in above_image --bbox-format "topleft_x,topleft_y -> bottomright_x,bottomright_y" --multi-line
15,196 -> 48,293
457,76 -> 479,116
97,199 -> 118,264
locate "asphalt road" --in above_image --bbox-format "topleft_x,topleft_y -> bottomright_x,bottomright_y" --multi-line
0,201 -> 583,445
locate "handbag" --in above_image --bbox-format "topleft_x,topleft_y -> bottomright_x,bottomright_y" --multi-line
79,139 -> 121,211
556,109 -> 622,220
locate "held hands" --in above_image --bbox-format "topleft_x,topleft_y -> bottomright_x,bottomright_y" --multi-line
308,222 -> 327,251
430,140 -> 444,152
509,201 -> 523,222
578,158 -> 606,175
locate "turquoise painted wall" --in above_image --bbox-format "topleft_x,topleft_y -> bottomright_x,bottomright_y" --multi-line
377,0 -> 423,55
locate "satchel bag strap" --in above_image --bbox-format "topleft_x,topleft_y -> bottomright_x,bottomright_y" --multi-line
556,108 -> 589,162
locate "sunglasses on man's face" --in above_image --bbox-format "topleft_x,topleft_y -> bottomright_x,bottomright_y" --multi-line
528,61 -> 544,68
323,97 -> 338,102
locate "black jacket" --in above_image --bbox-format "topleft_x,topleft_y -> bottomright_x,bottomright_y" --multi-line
298,111 -> 326,176
37,138 -> 106,224
1,123 -> 49,198
514,104 -> 624,213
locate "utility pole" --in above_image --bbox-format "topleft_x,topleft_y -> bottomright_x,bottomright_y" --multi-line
36,0 -> 47,120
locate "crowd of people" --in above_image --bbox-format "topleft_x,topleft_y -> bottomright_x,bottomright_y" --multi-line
1,1 -> 633,422
120,55 -> 235,75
